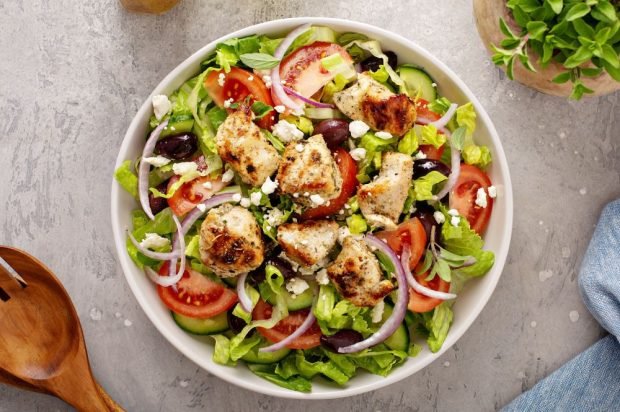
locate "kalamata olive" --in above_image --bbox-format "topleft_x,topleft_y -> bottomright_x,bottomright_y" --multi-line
227,310 -> 254,336
412,159 -> 451,179
154,133 -> 198,160
247,252 -> 295,285
148,181 -> 169,215
313,119 -> 350,149
360,51 -> 398,72
320,329 -> 364,352
412,203 -> 440,243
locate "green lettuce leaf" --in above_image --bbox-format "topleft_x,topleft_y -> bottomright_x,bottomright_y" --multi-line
114,160 -> 138,199
397,128 -> 419,156
294,352 -> 350,385
418,124 -> 447,148
211,334 -> 235,365
248,364 -> 312,393
413,171 -> 448,201
126,208 -> 176,268
455,103 -> 492,168
424,303 -> 453,353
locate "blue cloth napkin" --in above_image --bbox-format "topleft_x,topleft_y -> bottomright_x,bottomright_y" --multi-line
503,199 -> 620,411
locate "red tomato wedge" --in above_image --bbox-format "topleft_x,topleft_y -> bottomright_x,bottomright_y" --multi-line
375,218 -> 427,270
204,67 -> 275,129
157,264 -> 238,318
301,148 -> 358,220
407,271 -> 451,313
419,144 -> 445,161
415,98 -> 441,121
449,164 -> 494,235
273,41 -> 353,107
253,300 -> 322,350
167,175 -> 225,217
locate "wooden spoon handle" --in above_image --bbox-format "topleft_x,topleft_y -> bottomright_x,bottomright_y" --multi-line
96,381 -> 124,412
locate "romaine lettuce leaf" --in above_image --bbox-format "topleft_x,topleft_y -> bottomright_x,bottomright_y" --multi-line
424,303 -> 453,353
413,171 -> 448,201
114,160 -> 138,199
248,363 -> 312,393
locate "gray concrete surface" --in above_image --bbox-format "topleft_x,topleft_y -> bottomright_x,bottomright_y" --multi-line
0,0 -> 618,411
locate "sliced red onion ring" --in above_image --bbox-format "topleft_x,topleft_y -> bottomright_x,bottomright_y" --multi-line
337,234 -> 409,354
128,232 -> 181,261
144,215 -> 186,287
270,24 -> 312,112
237,272 -> 253,313
430,103 -> 458,130
434,128 -> 461,201
283,86 -> 335,109
259,308 -> 316,353
401,247 -> 456,300
139,119 -> 169,220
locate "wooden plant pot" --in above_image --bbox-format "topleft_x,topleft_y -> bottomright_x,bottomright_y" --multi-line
473,0 -> 620,97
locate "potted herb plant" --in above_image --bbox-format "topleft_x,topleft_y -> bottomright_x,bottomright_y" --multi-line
474,0 -> 620,99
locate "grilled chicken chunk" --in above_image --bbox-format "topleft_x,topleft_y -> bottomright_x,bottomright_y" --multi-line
216,109 -> 280,186
199,204 -> 264,278
327,236 -> 394,307
358,152 -> 413,230
277,220 -> 339,267
333,73 -> 416,136
276,134 -> 342,206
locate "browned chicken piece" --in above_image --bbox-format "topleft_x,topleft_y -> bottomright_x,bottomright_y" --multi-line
333,73 -> 416,137
358,152 -> 413,230
327,236 -> 394,307
199,204 -> 264,278
276,134 -> 342,207
277,220 -> 339,267
215,109 -> 280,186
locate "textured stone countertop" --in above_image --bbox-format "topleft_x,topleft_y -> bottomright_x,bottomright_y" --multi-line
0,0 -> 618,410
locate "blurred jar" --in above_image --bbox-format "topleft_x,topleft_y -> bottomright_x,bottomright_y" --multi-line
120,0 -> 180,14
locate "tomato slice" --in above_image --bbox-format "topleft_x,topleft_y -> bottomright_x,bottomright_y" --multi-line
407,271 -> 451,313
419,144 -> 445,161
449,164 -> 494,235
253,300 -> 322,349
301,148 -> 358,220
415,98 -> 441,121
167,175 -> 225,216
204,67 -> 275,129
375,218 -> 427,270
274,41 -> 353,108
157,264 -> 238,318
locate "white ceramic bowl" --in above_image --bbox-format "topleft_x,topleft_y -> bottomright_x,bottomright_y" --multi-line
111,17 -> 513,399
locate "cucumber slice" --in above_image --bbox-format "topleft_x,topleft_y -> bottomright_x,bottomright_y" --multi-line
398,65 -> 437,102
264,282 -> 315,312
172,311 -> 229,335
241,341 -> 291,364
311,26 -> 337,43
160,114 -> 195,137
381,303 -> 410,352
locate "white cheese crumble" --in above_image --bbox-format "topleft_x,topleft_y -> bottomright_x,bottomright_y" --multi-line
264,208 -> 285,227
172,162 -> 198,176
232,193 -> 242,202
142,156 -> 171,167
262,75 -> 272,88
140,233 -> 170,250
414,151 -> 427,160
433,211 -> 446,224
202,181 -> 213,189
295,143 -> 304,152
221,168 -> 235,183
450,216 -> 460,227
488,185 -> 497,198
309,194 -> 325,206
475,187 -> 488,208
338,226 -> 351,244
375,131 -> 392,139
152,95 -> 171,121
240,197 -> 251,208
250,191 -> 263,206
248,75 -> 254,81
196,204 -> 207,212
349,148 -> 367,161
272,120 -> 304,143
315,269 -> 330,285
261,176 -> 278,195
217,72 -> 226,87
448,209 -> 459,217
349,120 -> 370,138
371,300 -> 385,323
286,277 -> 309,297
274,105 -> 286,113
223,98 -> 234,108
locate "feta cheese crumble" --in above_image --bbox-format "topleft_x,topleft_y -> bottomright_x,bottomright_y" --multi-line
250,191 -> 263,206
315,269 -> 330,285
349,120 -> 370,138
196,204 -> 207,212
286,277 -> 309,297
202,181 -> 213,189
264,208 -> 285,227
223,98 -> 234,108
371,300 -> 385,323
414,151 -> 427,160
475,187 -> 488,208
140,233 -> 170,250
152,95 -> 171,121
142,156 -> 170,167
240,197 -> 251,208
272,120 -> 304,143
450,216 -> 460,227
349,148 -> 367,161
248,75 -> 254,81
217,72 -> 226,87
221,168 -> 235,183
338,226 -> 351,244
274,105 -> 285,113
448,209 -> 459,217
295,143 -> 304,152
488,185 -> 497,198
309,194 -> 325,206
232,193 -> 242,202
375,131 -> 392,139
173,162 -> 198,176
433,211 -> 445,224
261,176 -> 278,195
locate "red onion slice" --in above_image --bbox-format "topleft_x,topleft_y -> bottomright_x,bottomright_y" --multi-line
259,308 -> 316,353
337,234 -> 409,354
139,119 -> 169,220
128,232 -> 181,261
401,247 -> 456,300
144,215 -> 186,287
283,86 -> 335,109
236,272 -> 253,313
434,128 -> 461,201
430,103 -> 457,130
270,24 -> 312,112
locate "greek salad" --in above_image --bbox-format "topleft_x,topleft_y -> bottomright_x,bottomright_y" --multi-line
115,24 -> 497,392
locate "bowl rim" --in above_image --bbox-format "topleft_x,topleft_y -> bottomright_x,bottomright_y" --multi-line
110,16 -> 513,399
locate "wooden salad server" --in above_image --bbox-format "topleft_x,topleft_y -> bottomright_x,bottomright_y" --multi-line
0,246 -> 122,411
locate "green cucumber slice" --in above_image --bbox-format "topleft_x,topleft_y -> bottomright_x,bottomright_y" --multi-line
264,282 -> 315,312
241,341 -> 291,364
381,303 -> 410,352
172,311 -> 229,335
398,65 -> 437,102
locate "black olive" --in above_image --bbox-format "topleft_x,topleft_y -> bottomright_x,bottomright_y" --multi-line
412,159 -> 451,179
313,119 -> 350,149
360,51 -> 398,72
148,181 -> 169,215
154,133 -> 198,160
320,329 -> 364,352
